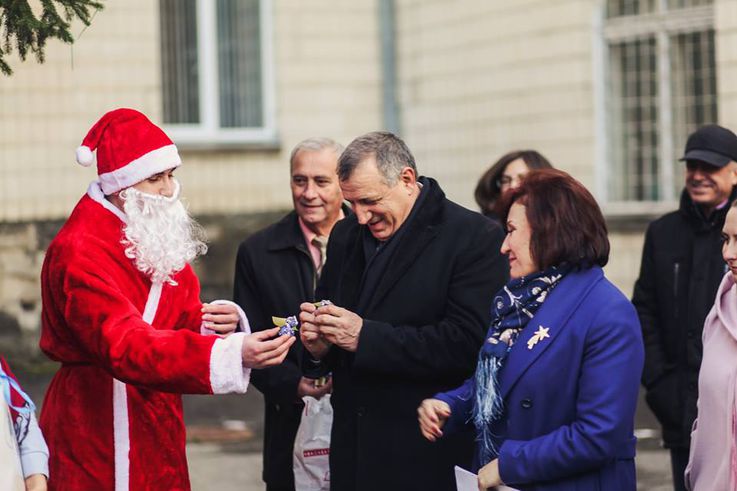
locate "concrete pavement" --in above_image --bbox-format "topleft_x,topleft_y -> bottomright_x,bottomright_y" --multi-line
185,441 -> 673,491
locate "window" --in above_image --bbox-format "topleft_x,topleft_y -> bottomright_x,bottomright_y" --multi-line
159,0 -> 275,147
602,0 -> 716,202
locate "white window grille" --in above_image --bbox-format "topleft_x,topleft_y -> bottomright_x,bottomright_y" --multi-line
159,0 -> 276,147
602,0 -> 716,203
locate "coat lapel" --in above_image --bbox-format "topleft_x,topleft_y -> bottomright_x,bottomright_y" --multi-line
499,267 -> 604,399
338,223 -> 367,310
364,179 -> 444,312
266,211 -> 309,254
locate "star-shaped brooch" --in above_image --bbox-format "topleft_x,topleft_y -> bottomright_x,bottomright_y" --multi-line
526,325 -> 550,350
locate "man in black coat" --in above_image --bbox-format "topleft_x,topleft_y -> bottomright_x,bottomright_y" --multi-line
299,131 -> 508,490
633,124 -> 737,491
233,137 -> 348,491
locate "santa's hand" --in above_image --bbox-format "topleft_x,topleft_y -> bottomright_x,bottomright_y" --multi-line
202,303 -> 239,335
314,304 -> 362,352
417,398 -> 451,441
241,327 -> 295,368
299,302 -> 331,359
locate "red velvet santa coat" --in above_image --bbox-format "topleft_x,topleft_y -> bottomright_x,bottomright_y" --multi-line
39,183 -> 250,491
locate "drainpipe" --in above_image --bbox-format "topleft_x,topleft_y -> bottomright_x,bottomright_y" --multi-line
379,0 -> 401,135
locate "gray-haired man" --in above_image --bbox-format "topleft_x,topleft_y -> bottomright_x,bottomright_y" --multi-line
300,131 -> 508,490
234,137 -> 347,491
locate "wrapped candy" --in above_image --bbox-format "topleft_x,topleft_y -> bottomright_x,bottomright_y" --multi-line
272,315 -> 299,337
272,300 -> 332,337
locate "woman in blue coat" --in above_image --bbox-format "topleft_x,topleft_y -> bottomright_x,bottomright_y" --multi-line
418,169 -> 644,490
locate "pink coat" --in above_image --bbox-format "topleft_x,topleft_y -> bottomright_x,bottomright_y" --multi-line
686,272 -> 737,491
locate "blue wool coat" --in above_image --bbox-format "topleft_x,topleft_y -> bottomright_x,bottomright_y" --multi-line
436,267 -> 644,491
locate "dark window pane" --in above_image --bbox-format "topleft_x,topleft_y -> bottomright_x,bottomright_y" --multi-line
670,29 -> 717,196
217,0 -> 263,128
608,37 -> 660,201
606,0 -> 656,18
160,0 -> 200,124
666,0 -> 713,9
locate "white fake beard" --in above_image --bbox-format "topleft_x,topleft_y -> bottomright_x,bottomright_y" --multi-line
119,181 -> 207,285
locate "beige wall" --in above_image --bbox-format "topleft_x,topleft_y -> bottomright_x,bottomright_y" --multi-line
179,0 -> 384,215
0,0 -> 161,222
395,0 -> 598,210
717,0 -> 737,128
0,0 -> 383,221
1,0 -> 730,298
391,0 -> 654,292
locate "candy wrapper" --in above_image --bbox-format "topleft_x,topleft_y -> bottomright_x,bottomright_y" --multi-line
271,315 -> 298,336
272,300 -> 332,337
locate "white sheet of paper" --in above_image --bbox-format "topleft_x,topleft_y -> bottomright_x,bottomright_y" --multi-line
454,465 -> 520,491
454,465 -> 478,491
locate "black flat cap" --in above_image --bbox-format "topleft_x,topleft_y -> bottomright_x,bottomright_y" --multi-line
680,124 -> 737,168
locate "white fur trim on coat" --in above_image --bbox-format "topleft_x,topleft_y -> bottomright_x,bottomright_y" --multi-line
210,333 -> 250,394
114,281 -> 162,490
201,300 -> 251,335
87,181 -> 128,224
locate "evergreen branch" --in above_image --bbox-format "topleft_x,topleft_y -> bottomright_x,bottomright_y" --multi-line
0,0 -> 103,75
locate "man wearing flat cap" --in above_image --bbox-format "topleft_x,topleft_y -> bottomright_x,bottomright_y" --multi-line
633,124 -> 737,491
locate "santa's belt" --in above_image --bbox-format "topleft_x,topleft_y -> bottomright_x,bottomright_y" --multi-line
60,361 -> 94,367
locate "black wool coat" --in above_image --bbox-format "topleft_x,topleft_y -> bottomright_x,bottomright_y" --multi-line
310,178 -> 508,491
234,208 -> 348,489
632,188 -> 736,448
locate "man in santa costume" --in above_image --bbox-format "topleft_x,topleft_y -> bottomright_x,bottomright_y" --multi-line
39,108 -> 295,491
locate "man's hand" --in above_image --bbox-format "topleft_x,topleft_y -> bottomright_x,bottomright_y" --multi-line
477,459 -> 502,490
313,304 -> 363,352
299,302 -> 331,359
241,327 -> 295,368
24,474 -> 47,491
417,398 -> 451,441
202,302 -> 239,335
297,376 -> 333,399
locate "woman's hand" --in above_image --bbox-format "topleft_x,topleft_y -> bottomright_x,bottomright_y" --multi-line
417,398 -> 451,441
477,459 -> 502,490
25,473 -> 47,491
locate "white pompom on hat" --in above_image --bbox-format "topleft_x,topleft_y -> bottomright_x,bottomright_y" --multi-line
77,108 -> 182,194
76,145 -> 95,167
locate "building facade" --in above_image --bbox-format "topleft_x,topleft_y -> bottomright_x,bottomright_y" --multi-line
0,0 -> 732,350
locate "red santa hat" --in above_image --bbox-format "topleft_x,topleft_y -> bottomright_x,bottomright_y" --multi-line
76,108 -> 182,195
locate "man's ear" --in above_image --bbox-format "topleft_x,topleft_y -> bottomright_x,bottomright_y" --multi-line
399,166 -> 417,185
730,162 -> 737,186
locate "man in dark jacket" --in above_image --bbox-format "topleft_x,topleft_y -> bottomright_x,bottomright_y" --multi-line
633,124 -> 737,491
299,131 -> 509,491
233,137 -> 347,491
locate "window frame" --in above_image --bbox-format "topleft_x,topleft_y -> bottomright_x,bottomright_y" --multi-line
161,0 -> 277,149
594,0 -> 715,214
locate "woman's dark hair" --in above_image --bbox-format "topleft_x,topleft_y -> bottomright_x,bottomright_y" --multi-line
474,150 -> 553,216
499,168 -> 610,270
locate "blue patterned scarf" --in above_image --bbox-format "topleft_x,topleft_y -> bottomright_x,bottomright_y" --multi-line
0,363 -> 35,441
473,265 -> 569,464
